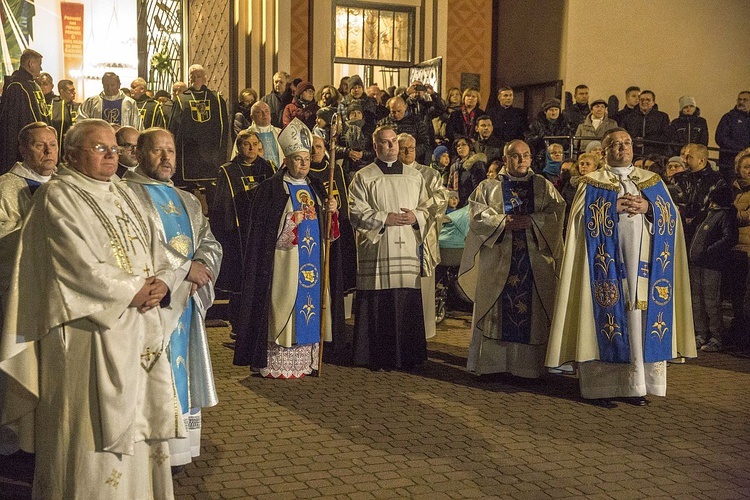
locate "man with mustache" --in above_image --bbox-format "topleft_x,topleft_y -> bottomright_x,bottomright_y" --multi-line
123,127 -> 222,471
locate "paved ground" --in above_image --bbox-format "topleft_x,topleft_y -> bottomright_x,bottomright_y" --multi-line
2,311 -> 750,499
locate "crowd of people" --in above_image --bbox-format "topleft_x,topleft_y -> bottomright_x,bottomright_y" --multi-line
0,47 -> 749,497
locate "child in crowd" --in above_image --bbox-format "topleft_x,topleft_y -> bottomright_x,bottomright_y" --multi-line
431,145 -> 451,184
689,186 -> 739,352
337,102 -> 373,179
312,107 -> 333,145
446,191 -> 459,213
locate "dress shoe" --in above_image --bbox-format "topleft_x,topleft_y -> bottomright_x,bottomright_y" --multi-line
588,398 -> 617,409
620,396 -> 649,406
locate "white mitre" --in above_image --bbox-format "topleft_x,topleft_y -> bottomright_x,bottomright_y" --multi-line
278,118 -> 313,157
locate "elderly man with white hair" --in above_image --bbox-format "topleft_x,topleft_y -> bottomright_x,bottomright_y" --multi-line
0,118 -> 183,498
169,64 -> 229,188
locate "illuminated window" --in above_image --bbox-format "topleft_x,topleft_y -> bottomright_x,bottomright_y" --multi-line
334,4 -> 414,66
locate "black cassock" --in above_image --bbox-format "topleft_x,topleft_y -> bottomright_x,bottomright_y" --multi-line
308,157 -> 357,294
169,85 -> 229,185
0,68 -> 49,172
232,168 -> 346,368
208,155 -> 275,328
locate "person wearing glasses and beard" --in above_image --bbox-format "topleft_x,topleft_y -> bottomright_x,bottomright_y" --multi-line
458,139 -> 565,379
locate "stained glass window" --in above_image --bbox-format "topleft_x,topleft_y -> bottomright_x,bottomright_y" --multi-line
334,4 -> 414,65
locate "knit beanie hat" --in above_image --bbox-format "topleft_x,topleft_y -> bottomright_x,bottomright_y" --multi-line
433,145 -> 450,160
679,96 -> 696,110
296,81 -> 315,98
348,74 -> 364,89
316,107 -> 333,125
542,98 -> 561,111
347,102 -> 363,117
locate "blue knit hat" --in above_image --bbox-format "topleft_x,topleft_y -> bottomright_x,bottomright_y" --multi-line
433,145 -> 449,160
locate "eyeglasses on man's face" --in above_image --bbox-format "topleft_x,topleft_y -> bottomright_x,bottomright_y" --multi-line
81,144 -> 121,155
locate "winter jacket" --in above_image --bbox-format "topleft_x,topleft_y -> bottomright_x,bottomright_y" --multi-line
672,166 -> 728,243
733,178 -> 750,253
574,113 -> 618,152
448,152 -> 487,208
716,107 -> 750,168
562,102 -> 590,128
282,96 -> 319,130
487,105 -> 528,148
525,114 -> 573,172
446,106 -> 485,144
669,110 -> 709,154
378,111 -> 433,164
689,206 -> 739,271
621,108 -> 671,156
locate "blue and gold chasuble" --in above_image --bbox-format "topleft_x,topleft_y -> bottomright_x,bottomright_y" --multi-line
102,99 -> 124,125
583,175 -> 677,363
144,184 -> 195,413
499,176 -> 534,344
287,182 -> 322,345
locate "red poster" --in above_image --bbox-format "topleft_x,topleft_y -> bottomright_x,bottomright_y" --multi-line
60,2 -> 84,79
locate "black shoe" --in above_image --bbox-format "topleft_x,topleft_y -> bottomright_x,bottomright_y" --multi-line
222,341 -> 236,349
588,398 -> 617,409
620,396 -> 649,406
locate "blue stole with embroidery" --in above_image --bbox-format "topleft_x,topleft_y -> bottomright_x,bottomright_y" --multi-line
584,185 -> 630,363
584,179 -> 678,363
640,181 -> 677,362
102,99 -> 124,125
499,176 -> 534,344
145,184 -> 195,413
257,131 -> 280,170
25,178 -> 42,195
287,182 -> 321,345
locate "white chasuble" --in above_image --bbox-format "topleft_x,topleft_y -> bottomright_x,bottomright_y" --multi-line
458,170 -> 565,378
0,166 -> 182,499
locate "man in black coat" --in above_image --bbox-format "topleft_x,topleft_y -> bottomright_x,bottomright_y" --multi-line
0,49 -> 49,173
487,86 -> 527,151
621,90 -> 671,156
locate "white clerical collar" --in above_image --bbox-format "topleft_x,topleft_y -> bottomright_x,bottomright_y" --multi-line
383,161 -> 395,168
283,173 -> 307,185
13,162 -> 52,183
609,165 -> 634,178
253,124 -> 274,132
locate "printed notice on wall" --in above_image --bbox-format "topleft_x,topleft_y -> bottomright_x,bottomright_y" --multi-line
60,2 -> 84,79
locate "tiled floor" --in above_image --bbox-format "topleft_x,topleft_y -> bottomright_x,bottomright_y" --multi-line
3,312 -> 750,499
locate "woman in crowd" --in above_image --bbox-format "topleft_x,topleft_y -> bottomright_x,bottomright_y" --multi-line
446,88 -> 484,144
432,86 -> 462,148
730,148 -> 750,343
282,81 -> 319,129
447,136 -> 486,208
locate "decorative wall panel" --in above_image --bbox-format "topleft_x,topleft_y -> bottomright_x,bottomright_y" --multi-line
188,0 -> 231,98
289,0 -> 310,81
445,0 -> 492,93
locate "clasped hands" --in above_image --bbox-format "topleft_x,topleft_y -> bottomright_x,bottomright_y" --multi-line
616,193 -> 649,217
505,214 -> 532,231
130,276 -> 168,313
385,208 -> 417,226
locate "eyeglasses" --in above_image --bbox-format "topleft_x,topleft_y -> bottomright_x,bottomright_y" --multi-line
400,147 -> 416,153
607,140 -> 633,149
550,151 -> 563,156
508,153 -> 532,160
81,144 -> 121,155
